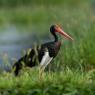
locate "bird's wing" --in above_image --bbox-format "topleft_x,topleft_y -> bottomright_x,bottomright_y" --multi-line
40,51 -> 53,70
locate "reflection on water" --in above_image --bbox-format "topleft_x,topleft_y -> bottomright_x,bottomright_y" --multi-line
0,25 -> 38,69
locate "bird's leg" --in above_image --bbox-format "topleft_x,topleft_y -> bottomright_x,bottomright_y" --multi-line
39,65 -> 45,80
39,57 -> 53,79
48,63 -> 51,74
39,49 -> 53,79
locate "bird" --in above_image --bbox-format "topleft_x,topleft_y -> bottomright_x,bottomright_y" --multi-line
13,24 -> 73,76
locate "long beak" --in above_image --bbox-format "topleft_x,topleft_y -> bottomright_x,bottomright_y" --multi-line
55,27 -> 74,41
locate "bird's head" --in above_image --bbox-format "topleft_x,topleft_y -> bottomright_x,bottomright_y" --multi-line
50,24 -> 73,41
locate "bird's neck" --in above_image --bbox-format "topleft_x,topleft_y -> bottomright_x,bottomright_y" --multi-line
52,32 -> 58,42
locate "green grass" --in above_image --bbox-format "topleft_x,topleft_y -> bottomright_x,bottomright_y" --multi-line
0,68 -> 95,95
0,0 -> 95,94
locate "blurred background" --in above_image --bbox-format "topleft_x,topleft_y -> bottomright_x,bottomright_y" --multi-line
0,0 -> 95,71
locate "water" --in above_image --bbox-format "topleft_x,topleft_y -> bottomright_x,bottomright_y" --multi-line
0,25 -> 38,69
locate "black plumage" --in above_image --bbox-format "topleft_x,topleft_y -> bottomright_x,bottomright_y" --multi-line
13,41 -> 61,75
13,24 -> 73,75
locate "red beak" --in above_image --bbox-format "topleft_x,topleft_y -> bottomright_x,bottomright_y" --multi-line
55,26 -> 73,41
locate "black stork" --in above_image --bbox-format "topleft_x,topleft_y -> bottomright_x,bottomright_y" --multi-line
13,24 -> 73,76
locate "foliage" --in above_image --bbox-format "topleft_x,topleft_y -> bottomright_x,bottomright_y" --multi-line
0,68 -> 95,95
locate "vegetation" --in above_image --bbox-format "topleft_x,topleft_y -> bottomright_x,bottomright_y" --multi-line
0,0 -> 95,95
0,68 -> 95,95
0,0 -> 88,7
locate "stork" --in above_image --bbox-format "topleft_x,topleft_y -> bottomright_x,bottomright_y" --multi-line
13,24 -> 73,76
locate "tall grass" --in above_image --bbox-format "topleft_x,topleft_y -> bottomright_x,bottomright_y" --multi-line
0,68 -> 95,95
